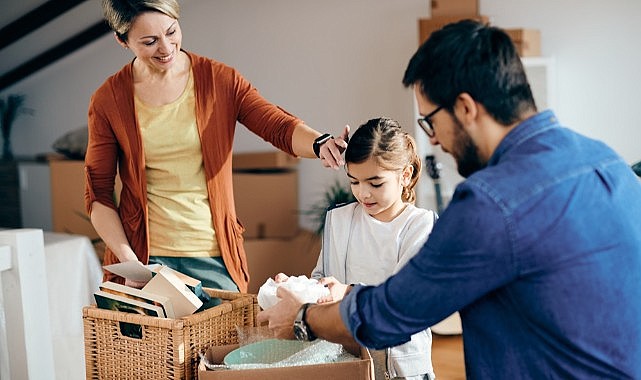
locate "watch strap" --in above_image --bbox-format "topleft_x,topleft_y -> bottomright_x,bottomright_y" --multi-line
313,133 -> 333,158
301,303 -> 317,341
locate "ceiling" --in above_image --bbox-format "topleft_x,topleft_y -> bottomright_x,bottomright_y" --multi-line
0,0 -> 108,91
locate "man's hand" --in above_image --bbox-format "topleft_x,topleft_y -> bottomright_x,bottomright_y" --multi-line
319,125 -> 350,169
256,286 -> 304,340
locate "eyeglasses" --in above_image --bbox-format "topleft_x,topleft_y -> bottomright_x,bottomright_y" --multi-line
417,106 -> 443,138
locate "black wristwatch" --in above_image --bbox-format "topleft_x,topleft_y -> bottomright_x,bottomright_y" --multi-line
293,303 -> 317,341
313,133 -> 333,158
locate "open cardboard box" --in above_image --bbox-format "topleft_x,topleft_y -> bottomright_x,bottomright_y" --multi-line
199,343 -> 373,380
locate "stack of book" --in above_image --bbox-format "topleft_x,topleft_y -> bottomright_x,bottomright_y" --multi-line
94,263 -> 208,319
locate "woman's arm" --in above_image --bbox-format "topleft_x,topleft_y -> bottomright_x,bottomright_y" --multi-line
91,202 -> 149,287
291,124 -> 350,169
90,201 -> 137,264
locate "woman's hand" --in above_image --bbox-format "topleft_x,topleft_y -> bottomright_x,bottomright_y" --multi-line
115,259 -> 149,289
125,278 -> 148,289
319,125 -> 350,170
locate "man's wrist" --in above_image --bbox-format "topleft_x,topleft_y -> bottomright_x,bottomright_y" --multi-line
293,303 -> 317,341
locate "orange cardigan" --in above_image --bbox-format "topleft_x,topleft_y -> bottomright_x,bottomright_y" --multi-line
84,51 -> 302,292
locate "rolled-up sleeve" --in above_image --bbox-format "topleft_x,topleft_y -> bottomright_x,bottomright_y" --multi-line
231,69 -> 302,156
339,283 -> 415,350
84,91 -> 120,215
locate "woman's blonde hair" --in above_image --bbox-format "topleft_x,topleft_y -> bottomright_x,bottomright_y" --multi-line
102,0 -> 180,41
345,117 -> 422,203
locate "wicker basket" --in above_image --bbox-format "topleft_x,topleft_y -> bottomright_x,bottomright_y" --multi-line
83,288 -> 259,380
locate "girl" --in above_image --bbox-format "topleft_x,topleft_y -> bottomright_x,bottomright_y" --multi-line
312,117 -> 437,380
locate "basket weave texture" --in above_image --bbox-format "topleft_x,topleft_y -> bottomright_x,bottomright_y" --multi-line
83,288 -> 259,380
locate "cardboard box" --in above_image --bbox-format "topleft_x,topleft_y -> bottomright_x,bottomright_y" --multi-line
233,150 -> 299,170
419,15 -> 490,44
244,229 -> 321,294
232,151 -> 301,239
49,159 -> 121,241
198,344 -> 373,380
505,28 -> 541,57
430,0 -> 478,18
50,159 -> 99,240
233,170 -> 299,239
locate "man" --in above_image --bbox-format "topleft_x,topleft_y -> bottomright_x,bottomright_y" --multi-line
257,20 -> 641,378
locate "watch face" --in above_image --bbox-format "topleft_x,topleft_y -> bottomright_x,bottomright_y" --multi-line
293,321 -> 308,341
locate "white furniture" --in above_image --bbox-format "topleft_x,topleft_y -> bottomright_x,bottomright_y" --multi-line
0,229 -> 55,380
0,229 -> 102,380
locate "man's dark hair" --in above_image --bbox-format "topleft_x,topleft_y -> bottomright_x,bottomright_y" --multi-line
402,20 -> 537,125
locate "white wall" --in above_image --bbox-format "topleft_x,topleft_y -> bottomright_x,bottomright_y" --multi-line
3,0 -> 641,230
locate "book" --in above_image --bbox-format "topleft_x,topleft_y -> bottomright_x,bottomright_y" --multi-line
150,265 -> 211,303
94,290 -> 166,318
101,261 -> 207,317
103,262 -> 210,303
143,266 -> 203,318
99,281 -> 176,318
103,261 -> 155,282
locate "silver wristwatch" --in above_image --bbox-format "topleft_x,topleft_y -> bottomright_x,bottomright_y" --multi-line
293,303 -> 317,341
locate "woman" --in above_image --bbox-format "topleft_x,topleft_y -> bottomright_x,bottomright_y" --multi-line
85,0 -> 348,300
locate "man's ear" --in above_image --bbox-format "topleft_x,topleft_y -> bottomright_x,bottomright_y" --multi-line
454,92 -> 479,125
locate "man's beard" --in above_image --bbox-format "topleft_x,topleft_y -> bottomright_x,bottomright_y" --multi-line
452,116 -> 485,178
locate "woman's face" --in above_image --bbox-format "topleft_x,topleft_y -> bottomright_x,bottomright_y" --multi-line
346,157 -> 410,222
122,11 -> 182,73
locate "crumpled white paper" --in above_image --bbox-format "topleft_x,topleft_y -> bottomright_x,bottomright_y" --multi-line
257,275 -> 330,310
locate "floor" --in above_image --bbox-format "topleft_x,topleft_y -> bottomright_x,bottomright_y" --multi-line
431,334 -> 465,380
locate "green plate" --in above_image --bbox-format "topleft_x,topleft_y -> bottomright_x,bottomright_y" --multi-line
223,339 -> 308,365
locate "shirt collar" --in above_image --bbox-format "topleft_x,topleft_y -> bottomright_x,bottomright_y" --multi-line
488,110 -> 559,166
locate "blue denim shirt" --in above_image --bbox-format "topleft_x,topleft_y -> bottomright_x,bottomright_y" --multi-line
340,111 -> 641,379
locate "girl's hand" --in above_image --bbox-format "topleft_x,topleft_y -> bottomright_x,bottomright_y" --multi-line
318,276 -> 349,303
274,272 -> 290,283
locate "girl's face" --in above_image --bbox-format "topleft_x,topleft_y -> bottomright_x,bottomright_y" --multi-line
120,11 -> 182,73
346,157 -> 411,222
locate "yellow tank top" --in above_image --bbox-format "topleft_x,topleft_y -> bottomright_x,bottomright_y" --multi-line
135,71 -> 220,257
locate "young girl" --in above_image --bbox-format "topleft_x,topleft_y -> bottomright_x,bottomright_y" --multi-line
312,117 -> 437,380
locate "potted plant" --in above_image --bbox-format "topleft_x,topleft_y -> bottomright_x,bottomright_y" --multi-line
0,94 -> 33,160
303,179 -> 355,235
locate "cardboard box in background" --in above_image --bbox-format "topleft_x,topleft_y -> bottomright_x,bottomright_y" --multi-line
505,28 -> 541,57
244,229 -> 320,294
430,0 -> 478,18
199,344 -> 373,380
49,158 -> 121,262
233,170 -> 299,239
232,151 -> 301,239
50,159 -> 99,240
232,150 -> 299,170
418,15 -> 489,44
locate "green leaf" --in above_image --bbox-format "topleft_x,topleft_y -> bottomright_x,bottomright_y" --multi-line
302,179 -> 355,235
